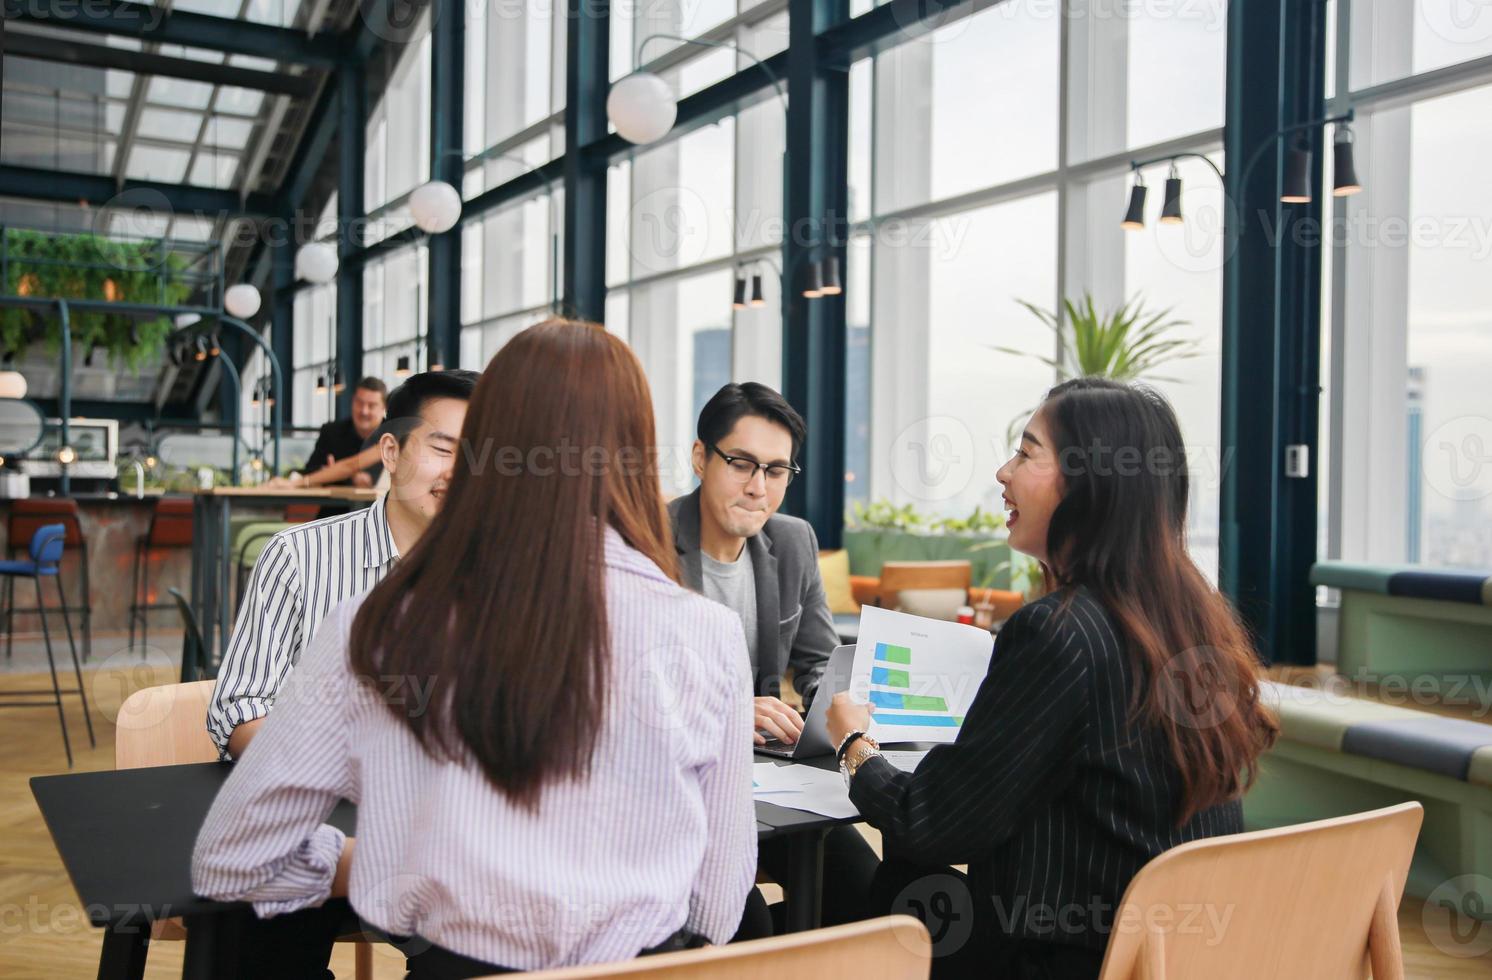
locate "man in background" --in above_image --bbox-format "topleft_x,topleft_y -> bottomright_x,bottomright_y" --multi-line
302,376 -> 387,487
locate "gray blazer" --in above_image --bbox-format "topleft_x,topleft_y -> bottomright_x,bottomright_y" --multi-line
668,487 -> 835,705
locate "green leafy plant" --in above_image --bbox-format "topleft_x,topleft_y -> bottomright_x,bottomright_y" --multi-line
845,499 -> 1007,536
994,293 -> 1200,446
2,228 -> 191,370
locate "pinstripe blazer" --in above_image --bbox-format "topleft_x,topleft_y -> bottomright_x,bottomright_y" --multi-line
206,495 -> 399,756
848,587 -> 1244,953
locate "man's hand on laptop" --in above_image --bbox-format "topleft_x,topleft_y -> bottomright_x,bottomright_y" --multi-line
753,696 -> 805,746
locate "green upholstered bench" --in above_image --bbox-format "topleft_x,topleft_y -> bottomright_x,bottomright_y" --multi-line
1245,680 -> 1492,898
1311,560 -> 1492,684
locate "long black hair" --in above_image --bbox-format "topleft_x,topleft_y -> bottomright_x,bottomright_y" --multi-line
1038,377 -> 1277,823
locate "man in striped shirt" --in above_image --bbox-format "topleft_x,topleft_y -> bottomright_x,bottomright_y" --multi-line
207,370 -> 479,759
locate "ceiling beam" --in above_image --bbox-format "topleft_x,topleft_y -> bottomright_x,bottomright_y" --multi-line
0,0 -> 348,67
0,163 -> 276,216
5,29 -> 317,97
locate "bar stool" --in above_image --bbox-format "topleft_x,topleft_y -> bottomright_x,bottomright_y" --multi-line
0,523 -> 96,766
5,499 -> 91,664
129,497 -> 194,653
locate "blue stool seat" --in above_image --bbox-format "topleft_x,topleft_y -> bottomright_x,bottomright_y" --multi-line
0,523 -> 93,766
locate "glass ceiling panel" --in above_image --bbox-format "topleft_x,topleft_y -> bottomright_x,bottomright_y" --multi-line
125,144 -> 192,182
154,42 -> 229,64
136,107 -> 204,142
190,154 -> 240,188
106,70 -> 137,99
228,54 -> 278,72
203,115 -> 256,150
147,76 -> 215,109
171,0 -> 245,18
244,0 -> 305,28
169,215 -> 218,242
215,86 -> 266,117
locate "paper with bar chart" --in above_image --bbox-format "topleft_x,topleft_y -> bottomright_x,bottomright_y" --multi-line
851,605 -> 995,744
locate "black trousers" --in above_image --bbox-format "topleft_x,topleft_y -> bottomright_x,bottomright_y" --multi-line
395,929 -> 708,980
869,857 -> 1106,980
205,897 -> 358,980
733,824 -> 882,941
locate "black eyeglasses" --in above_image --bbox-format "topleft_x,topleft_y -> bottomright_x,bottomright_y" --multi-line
710,444 -> 801,485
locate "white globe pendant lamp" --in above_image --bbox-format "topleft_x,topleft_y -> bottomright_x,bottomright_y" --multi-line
295,241 -> 339,284
607,72 -> 677,145
0,371 -> 27,399
409,180 -> 463,234
224,283 -> 262,319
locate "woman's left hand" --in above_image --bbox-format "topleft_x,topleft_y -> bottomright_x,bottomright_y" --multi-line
826,692 -> 873,748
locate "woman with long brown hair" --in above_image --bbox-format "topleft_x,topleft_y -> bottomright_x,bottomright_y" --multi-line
194,320 -> 758,979
828,377 -> 1279,980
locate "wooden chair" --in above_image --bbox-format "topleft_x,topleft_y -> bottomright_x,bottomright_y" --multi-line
1096,802 -> 1423,980
876,561 -> 972,611
114,680 -> 373,979
484,916 -> 930,980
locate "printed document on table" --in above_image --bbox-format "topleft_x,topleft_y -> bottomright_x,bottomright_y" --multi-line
851,606 -> 994,745
752,763 -> 859,819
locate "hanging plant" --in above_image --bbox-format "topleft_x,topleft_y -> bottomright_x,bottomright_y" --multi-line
1,228 -> 194,371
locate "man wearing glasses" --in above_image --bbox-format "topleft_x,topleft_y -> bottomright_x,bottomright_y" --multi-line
671,382 -> 836,742
670,382 -> 874,934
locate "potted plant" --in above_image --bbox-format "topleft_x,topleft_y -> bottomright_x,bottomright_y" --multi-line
996,293 -> 1199,445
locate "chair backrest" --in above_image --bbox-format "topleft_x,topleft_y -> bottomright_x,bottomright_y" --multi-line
114,678 -> 219,769
495,917 -> 930,980
167,587 -> 210,683
1096,802 -> 1423,980
877,561 -> 972,610
28,523 -> 67,568
146,497 -> 195,547
8,497 -> 83,548
284,502 -> 321,523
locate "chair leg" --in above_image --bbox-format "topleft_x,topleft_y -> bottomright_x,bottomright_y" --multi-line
129,540 -> 142,652
4,569 -> 13,661
34,576 -> 72,768
2,572 -> 12,661
354,939 -> 373,980
54,575 -> 94,749
79,538 -> 92,664
138,547 -> 149,656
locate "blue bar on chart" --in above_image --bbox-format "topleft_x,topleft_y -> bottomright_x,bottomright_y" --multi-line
872,713 -> 962,727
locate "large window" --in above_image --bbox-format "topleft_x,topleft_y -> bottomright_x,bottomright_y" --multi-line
1327,7 -> 1492,570
606,87 -> 786,493
849,0 -> 1227,576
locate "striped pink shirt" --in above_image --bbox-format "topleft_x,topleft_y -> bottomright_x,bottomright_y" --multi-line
192,528 -> 758,968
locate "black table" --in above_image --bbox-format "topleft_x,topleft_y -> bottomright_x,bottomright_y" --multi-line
33,757 -> 862,980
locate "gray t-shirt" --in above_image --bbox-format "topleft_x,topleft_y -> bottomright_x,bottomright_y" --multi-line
700,545 -> 758,674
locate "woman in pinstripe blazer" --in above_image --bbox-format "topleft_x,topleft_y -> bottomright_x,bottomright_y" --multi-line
828,379 -> 1279,980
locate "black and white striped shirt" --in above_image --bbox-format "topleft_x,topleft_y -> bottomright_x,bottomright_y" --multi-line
849,586 -> 1244,953
206,495 -> 398,756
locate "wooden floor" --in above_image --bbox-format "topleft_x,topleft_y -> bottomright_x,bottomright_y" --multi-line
0,666 -> 1487,977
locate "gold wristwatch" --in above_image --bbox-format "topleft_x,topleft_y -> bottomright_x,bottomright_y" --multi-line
841,734 -> 882,782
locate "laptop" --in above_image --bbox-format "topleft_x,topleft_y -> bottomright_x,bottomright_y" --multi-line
754,644 -> 855,760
